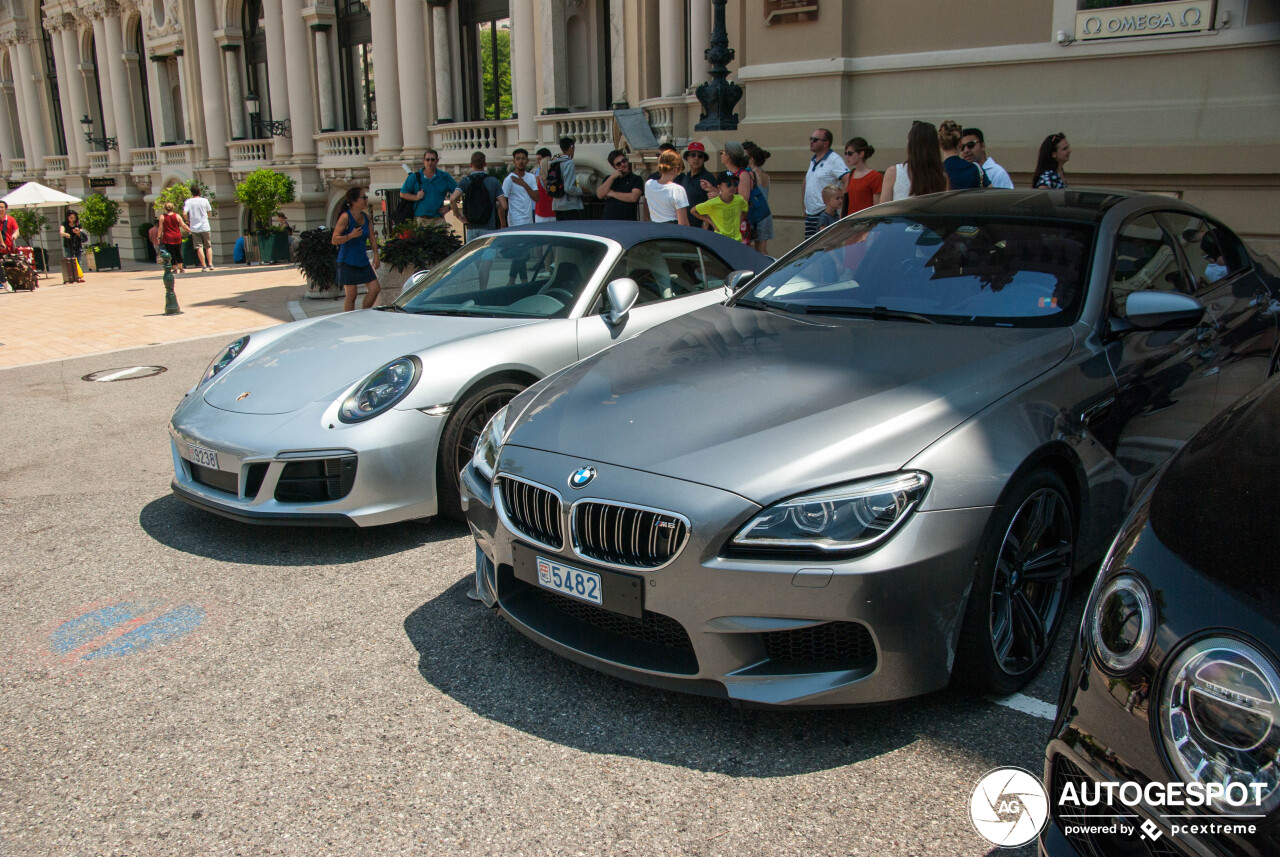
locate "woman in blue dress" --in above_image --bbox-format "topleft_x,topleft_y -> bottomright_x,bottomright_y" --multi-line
331,187 -> 382,311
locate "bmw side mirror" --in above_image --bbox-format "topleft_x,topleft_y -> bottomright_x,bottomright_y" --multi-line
604,278 -> 639,326
1123,290 -> 1206,331
724,270 -> 754,296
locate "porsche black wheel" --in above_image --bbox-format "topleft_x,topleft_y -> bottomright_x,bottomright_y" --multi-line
436,381 -> 523,521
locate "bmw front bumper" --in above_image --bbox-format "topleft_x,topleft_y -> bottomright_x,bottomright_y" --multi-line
461,445 -> 993,706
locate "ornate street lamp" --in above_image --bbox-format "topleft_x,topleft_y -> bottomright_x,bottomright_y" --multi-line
694,0 -> 742,131
79,114 -> 118,151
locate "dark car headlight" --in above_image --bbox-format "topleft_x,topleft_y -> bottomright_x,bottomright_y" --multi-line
338,356 -> 421,423
731,472 -> 930,553
470,404 -> 508,482
1087,573 -> 1155,674
1158,636 -> 1280,815
200,335 -> 249,385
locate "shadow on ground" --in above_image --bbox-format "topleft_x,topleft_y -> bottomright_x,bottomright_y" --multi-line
403,578 -> 1048,778
139,493 -> 466,565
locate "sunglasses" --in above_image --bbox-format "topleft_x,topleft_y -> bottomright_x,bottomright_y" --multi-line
612,161 -> 628,168
809,136 -> 828,143
423,157 -> 438,162
960,141 -> 979,151
844,150 -> 858,156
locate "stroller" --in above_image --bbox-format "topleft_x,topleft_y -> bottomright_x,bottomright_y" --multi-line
2,252 -> 38,291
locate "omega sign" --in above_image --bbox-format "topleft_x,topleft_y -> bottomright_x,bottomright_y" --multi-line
1076,0 -> 1213,41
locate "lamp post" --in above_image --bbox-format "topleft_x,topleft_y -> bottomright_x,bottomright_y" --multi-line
694,0 -> 742,131
79,114 -> 118,151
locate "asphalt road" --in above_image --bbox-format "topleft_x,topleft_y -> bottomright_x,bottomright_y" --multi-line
0,334 -> 1085,856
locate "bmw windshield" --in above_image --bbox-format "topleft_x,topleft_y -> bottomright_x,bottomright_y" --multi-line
736,215 -> 1095,327
394,234 -> 610,319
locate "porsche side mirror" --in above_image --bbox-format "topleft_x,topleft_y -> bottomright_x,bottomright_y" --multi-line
604,277 -> 639,326
406,269 -> 431,290
724,270 -> 754,297
1123,290 -> 1206,331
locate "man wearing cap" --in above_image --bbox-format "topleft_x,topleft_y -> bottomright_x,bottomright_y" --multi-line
803,128 -> 849,239
677,141 -> 713,220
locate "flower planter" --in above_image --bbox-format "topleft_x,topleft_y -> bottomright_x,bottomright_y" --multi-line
91,245 -> 121,271
256,231 -> 292,263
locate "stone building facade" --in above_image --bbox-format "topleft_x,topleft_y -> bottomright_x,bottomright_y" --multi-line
0,0 -> 1276,260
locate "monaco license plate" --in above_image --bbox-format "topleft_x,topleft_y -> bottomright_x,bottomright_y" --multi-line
536,556 -> 602,606
187,444 -> 219,470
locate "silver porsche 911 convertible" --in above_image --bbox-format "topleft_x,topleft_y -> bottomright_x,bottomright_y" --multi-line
461,190 -> 1280,706
168,223 -> 768,526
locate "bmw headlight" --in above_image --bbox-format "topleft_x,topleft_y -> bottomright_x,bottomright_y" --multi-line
731,472 -> 930,552
338,356 -> 422,423
200,336 -> 249,385
1088,573 -> 1155,674
1159,637 -> 1280,815
470,405 -> 508,482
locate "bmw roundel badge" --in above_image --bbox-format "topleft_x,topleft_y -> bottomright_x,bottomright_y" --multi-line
568,466 -> 597,489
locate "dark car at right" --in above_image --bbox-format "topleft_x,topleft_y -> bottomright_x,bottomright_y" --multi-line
1041,373 -> 1280,856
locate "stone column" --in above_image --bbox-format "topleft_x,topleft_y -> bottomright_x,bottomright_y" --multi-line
13,37 -> 48,166
395,0 -> 427,151
688,0 -> 711,87
312,26 -> 335,133
431,4 -> 453,123
608,0 -> 626,108
50,23 -> 87,169
191,0 -> 228,163
539,0 -> 567,113
261,0 -> 291,156
148,56 -> 175,145
659,0 -> 686,97
281,0 -> 316,158
222,47 -> 246,140
369,0 -> 402,157
102,12 -> 137,164
510,0 -> 537,141
173,50 -> 192,143
58,27 -> 90,168
89,17 -> 119,165
0,82 -> 17,167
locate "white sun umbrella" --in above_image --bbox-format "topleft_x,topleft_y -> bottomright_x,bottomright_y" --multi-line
1,182 -> 83,273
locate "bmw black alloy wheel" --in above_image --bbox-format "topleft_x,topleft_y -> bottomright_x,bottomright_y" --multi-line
987,486 -> 1074,677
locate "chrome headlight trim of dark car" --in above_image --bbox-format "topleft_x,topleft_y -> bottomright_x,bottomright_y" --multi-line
200,335 -> 250,385
470,404 -> 509,483
337,356 -> 422,424
1087,572 -> 1156,675
729,471 -> 930,555
1157,634 -> 1280,816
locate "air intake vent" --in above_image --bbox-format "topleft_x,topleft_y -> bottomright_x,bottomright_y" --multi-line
498,476 -> 563,549
572,501 -> 688,569
274,456 -> 357,503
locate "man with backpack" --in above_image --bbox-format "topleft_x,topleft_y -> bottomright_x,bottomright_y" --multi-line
451,152 -> 507,242
399,149 -> 458,227
548,136 -> 584,221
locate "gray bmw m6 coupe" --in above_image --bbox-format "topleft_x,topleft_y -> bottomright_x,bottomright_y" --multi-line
461,190 -> 1280,706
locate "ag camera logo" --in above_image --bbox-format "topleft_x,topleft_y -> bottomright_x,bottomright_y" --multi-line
970,767 -> 1049,847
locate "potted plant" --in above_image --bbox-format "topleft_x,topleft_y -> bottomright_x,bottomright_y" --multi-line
294,226 -> 338,294
234,169 -> 295,263
11,208 -> 49,271
154,181 -> 219,267
377,222 -> 462,296
79,192 -> 121,271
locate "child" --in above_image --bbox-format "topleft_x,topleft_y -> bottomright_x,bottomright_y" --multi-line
816,183 -> 843,232
692,172 -> 749,242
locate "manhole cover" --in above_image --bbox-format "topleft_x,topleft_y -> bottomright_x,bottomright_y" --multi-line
82,366 -> 168,382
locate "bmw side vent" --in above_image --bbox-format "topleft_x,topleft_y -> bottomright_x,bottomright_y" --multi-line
274,456 -> 358,503
572,501 -> 689,569
498,476 -> 564,549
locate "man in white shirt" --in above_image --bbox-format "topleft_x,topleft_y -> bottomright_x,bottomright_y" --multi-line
182,187 -> 215,271
499,148 -> 537,227
803,128 -> 850,239
960,128 -> 1014,190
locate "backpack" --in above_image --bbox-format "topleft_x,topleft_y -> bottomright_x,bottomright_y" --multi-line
741,168 -> 771,227
393,194 -> 416,225
545,159 -> 566,198
463,173 -> 494,225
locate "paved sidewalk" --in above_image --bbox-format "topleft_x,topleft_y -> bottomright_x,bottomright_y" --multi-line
0,259 -> 347,370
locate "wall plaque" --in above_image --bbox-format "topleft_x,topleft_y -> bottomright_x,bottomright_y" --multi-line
1077,0 -> 1213,41
89,177 -> 117,188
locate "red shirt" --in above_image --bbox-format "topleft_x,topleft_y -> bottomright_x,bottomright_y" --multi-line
845,170 -> 884,216
534,171 -> 554,219
0,215 -> 16,253
161,213 -> 184,244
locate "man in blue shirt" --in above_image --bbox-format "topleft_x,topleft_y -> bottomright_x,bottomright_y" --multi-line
400,149 -> 458,226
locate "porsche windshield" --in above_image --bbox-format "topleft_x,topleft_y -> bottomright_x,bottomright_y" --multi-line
738,216 -> 1095,327
395,234 -> 610,318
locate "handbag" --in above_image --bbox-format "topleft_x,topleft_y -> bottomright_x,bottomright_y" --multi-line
742,168 -> 771,227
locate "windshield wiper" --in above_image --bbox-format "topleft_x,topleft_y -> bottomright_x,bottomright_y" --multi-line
798,305 -> 959,325
733,296 -> 799,313
400,307 -> 487,317
376,304 -> 406,313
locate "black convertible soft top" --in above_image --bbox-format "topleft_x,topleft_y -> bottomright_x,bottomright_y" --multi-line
501,221 -> 770,270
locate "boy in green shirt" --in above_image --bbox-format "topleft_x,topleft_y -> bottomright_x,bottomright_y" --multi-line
693,173 -> 749,242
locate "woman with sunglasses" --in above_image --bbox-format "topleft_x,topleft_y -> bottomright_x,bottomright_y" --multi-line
1032,133 -> 1071,189
841,138 -> 883,215
939,119 -> 989,190
332,187 -> 382,312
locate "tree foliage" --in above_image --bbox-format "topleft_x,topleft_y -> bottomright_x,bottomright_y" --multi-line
234,169 -> 296,230
11,208 -> 48,241
480,23 -> 512,120
79,193 -> 121,245
379,222 -> 462,272
154,180 -> 219,219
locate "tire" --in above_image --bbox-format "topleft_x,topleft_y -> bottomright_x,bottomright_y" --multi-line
436,381 -> 523,521
954,469 -> 1076,696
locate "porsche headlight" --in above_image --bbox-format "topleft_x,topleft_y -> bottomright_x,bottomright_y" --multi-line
1159,637 -> 1280,815
200,336 -> 249,385
731,472 -> 930,552
338,356 -> 421,423
470,405 -> 508,483
1088,573 -> 1155,674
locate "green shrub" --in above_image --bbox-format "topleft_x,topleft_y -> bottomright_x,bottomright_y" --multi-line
379,222 -> 462,272
295,227 -> 338,291
79,193 -> 120,245
11,208 -> 48,241
234,169 -> 295,231
153,180 -> 219,219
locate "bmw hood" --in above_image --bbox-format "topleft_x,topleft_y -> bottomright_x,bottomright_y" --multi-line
506,305 -> 1074,502
204,310 -> 532,415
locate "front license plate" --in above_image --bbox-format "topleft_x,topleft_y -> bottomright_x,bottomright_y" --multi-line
536,556 -> 602,606
187,444 -> 219,470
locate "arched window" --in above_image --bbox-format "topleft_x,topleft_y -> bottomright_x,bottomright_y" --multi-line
336,0 -> 374,130
242,0 -> 269,136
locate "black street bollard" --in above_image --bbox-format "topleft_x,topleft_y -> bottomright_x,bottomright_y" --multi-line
160,248 -> 182,315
